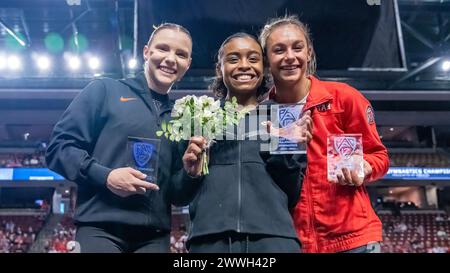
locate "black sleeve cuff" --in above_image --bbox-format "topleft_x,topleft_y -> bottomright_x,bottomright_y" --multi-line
182,169 -> 204,184
86,162 -> 112,188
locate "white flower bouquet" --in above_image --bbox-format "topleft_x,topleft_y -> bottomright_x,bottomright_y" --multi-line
156,95 -> 247,175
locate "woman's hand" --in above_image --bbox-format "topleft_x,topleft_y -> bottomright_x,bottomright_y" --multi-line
265,110 -> 313,143
182,136 -> 206,177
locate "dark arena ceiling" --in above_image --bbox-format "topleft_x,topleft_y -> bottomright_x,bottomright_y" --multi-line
0,0 -> 448,89
0,0 -> 449,144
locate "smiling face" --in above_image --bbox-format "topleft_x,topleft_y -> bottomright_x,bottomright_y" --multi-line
143,28 -> 192,93
265,24 -> 312,87
219,37 -> 264,98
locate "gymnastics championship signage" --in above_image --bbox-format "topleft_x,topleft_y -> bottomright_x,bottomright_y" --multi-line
1,167 -> 450,181
0,168 -> 65,181
384,167 -> 450,180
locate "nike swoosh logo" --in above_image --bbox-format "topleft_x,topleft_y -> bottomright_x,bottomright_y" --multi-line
120,96 -> 137,102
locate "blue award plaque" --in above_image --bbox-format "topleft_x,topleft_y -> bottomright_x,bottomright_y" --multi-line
269,103 -> 307,154
127,136 -> 160,184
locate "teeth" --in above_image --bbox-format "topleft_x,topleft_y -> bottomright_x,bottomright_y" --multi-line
237,75 -> 252,80
282,66 -> 298,70
160,67 -> 176,74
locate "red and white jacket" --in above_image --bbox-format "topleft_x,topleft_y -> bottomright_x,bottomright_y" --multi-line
271,76 -> 389,252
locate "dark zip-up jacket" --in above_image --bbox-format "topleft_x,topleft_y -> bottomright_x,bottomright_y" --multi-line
177,105 -> 306,246
45,72 -> 197,231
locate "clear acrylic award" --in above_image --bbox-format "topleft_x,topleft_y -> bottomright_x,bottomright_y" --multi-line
327,134 -> 364,182
127,136 -> 160,184
269,103 -> 307,154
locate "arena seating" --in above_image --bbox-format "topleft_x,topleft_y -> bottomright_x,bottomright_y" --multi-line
0,214 -> 47,253
42,213 -> 189,253
0,152 -> 46,168
389,152 -> 450,168
45,215 -> 76,253
379,210 -> 450,253
170,213 -> 189,253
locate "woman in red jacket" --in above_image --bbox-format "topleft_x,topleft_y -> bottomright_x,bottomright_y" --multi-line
259,15 -> 389,253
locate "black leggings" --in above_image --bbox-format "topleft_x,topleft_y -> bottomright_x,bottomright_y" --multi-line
188,232 -> 301,253
75,223 -> 170,253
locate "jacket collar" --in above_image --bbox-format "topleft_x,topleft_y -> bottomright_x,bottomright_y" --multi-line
120,72 -> 172,114
268,76 -> 333,111
119,72 -> 148,94
304,76 -> 333,111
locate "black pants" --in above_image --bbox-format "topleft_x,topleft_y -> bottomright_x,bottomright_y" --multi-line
188,232 -> 301,253
75,223 -> 170,253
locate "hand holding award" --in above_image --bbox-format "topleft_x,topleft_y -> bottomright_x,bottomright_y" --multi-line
327,134 -> 372,186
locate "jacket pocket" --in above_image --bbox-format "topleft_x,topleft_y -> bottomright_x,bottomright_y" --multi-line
332,185 -> 367,219
313,179 -> 369,235
314,110 -> 345,131
355,187 -> 368,217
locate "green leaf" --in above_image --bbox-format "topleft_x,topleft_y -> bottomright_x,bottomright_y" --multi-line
161,121 -> 167,131
167,123 -> 172,132
169,135 -> 175,141
156,131 -> 163,137
164,132 -> 169,138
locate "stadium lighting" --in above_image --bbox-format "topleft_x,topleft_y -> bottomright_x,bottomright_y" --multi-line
0,54 -> 6,70
88,56 -> 101,70
442,60 -> 450,72
68,56 -> 81,70
36,55 -> 51,70
128,58 -> 138,69
8,55 -> 21,70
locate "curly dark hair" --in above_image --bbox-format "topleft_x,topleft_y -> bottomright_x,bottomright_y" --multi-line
210,32 -> 270,102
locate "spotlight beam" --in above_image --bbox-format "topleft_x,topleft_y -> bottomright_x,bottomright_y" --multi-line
0,19 -> 27,47
61,1 -> 91,33
19,10 -> 31,47
133,0 -> 138,60
68,9 -> 80,53
388,57 -> 442,89
114,0 -> 126,77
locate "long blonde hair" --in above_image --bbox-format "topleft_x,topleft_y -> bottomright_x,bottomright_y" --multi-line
259,15 -> 317,75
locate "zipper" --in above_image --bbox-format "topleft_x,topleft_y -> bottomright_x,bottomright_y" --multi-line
155,107 -> 162,127
158,108 -> 171,127
303,98 -> 332,252
305,168 -> 319,252
237,141 -> 242,233
148,103 -> 170,227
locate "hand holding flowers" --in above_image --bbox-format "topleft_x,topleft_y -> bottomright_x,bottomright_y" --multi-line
157,95 -> 247,175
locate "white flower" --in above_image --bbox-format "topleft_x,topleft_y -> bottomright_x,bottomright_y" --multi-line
158,95 -> 246,143
203,110 -> 214,119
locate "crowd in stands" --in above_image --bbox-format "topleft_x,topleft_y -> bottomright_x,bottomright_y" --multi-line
3,151 -> 448,169
0,152 -> 46,168
0,215 -> 46,253
389,153 -> 450,168
170,212 -> 189,253
380,211 -> 450,253
170,225 -> 188,253
41,214 -> 189,253
4,150 -> 448,169
44,216 -> 76,253
2,210 -> 450,253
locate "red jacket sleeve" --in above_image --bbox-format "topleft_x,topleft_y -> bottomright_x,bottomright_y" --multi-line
340,85 -> 389,182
